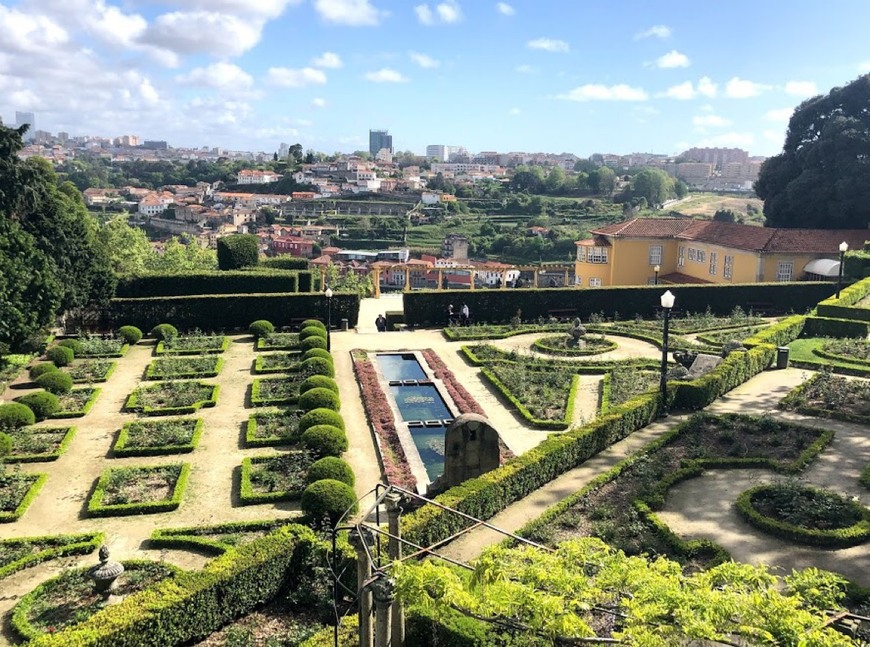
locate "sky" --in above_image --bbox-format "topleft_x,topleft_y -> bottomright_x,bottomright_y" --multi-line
2,0 -> 870,158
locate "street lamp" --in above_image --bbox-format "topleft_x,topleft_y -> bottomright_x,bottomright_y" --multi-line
654,265 -> 660,286
659,290 -> 675,418
324,287 -> 333,350
836,241 -> 849,299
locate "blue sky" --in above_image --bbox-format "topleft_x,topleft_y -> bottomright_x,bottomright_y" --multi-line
1,0 -> 869,157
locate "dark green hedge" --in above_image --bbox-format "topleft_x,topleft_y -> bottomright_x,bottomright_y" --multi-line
217,234 -> 258,270
803,316 -> 870,338
0,532 -> 104,580
259,256 -> 310,271
105,293 -> 359,331
670,345 -> 775,411
403,282 -> 834,327
149,519 -> 290,556
115,271 -> 307,297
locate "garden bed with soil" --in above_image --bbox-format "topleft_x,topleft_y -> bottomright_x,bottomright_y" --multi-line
617,308 -> 764,334
256,333 -> 301,351
113,418 -> 203,457
532,335 -> 617,356
253,352 -> 303,374
51,388 -> 101,418
787,338 -> 870,376
150,519 -> 289,555
481,363 -> 580,429
64,359 -> 117,384
75,335 -> 129,358
250,376 -> 304,406
156,333 -> 229,355
88,463 -> 189,516
145,355 -> 223,380
246,411 -> 303,447
779,372 -> 870,424
600,368 -> 659,414
125,381 -> 218,416
4,426 -> 76,462
0,532 -> 103,580
239,453 -> 314,504
0,470 -> 47,522
814,338 -> 870,365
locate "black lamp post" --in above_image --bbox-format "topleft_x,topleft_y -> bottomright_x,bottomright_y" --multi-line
836,241 -> 848,299
654,264 -> 660,285
325,287 -> 333,350
659,290 -> 675,418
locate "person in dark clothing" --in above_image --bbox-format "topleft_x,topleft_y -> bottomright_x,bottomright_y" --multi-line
375,314 -> 387,332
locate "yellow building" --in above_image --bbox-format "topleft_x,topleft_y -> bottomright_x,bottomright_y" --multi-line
575,218 -> 868,287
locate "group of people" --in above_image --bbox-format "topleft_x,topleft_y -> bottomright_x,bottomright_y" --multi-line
447,303 -> 471,326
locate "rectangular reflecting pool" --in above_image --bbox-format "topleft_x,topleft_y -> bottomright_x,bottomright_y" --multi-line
377,353 -> 427,381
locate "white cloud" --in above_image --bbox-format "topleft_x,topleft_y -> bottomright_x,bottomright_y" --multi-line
763,129 -> 785,144
313,0 -> 385,25
558,84 -> 648,102
139,78 -> 160,104
654,50 -> 690,69
515,64 -> 535,74
635,25 -> 671,39
166,0 -> 301,20
364,68 -> 408,83
725,76 -> 770,98
267,66 -> 327,87
0,5 -> 69,54
145,11 -> 262,57
177,62 -> 254,90
414,4 -> 434,24
662,81 -> 696,100
692,114 -> 731,127
415,1 -> 462,25
698,76 -> 717,98
695,132 -> 755,147
765,107 -> 793,123
527,38 -> 569,53
496,2 -> 515,15
409,51 -> 440,68
312,51 -> 343,68
312,97 -> 327,107
784,80 -> 817,97
88,4 -> 147,48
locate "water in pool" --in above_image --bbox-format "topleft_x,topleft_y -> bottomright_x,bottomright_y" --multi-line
377,353 -> 427,381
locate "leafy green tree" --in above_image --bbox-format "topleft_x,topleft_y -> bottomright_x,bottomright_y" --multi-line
98,216 -> 153,275
590,166 -> 617,197
149,237 -> 216,272
509,170 -> 544,194
674,179 -> 688,198
713,209 -> 738,223
217,234 -> 259,270
756,73 -> 870,228
545,166 -> 566,193
630,168 -> 675,208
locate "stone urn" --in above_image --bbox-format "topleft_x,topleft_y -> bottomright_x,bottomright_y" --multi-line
567,317 -> 587,348
88,545 -> 124,597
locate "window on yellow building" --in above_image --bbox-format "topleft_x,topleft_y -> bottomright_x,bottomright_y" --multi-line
687,248 -> 696,261
648,245 -> 662,265
589,277 -> 602,287
777,261 -> 793,282
678,246 -> 685,267
709,252 -> 717,275
697,250 -> 706,263
724,255 -> 733,279
577,246 -> 585,262
589,247 -> 608,264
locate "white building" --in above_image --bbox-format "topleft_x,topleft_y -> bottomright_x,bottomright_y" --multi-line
237,170 -> 282,185
426,145 -> 449,162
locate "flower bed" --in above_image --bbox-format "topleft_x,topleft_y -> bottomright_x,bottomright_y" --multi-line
145,355 -> 223,380
815,338 -> 870,365
250,377 -> 303,406
600,368 -> 659,414
50,388 -> 101,419
0,471 -> 48,523
618,308 -> 764,334
779,372 -> 870,424
87,463 -> 190,517
696,325 -> 769,346
125,381 -> 218,416
442,323 -> 564,341
149,519 -> 289,555
420,349 -> 485,415
113,418 -> 203,457
246,411 -> 304,447
4,426 -> 76,463
156,333 -> 230,355
64,359 -> 116,384
256,333 -> 301,351
253,352 -> 303,374
351,350 -> 415,490
481,363 -> 579,429
0,532 -> 103,581
787,338 -> 870,377
532,335 -> 617,356
239,453 -> 314,504
75,335 -> 129,358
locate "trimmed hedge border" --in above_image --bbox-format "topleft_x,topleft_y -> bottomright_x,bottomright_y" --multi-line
155,336 -> 230,355
124,383 -> 219,416
113,418 -> 204,457
531,335 -> 618,356
50,388 -> 102,419
250,377 -> 299,407
253,352 -> 302,374
239,455 -> 309,505
778,374 -> 870,425
149,519 -> 289,556
115,271 -> 304,298
812,346 -> 870,367
245,412 -> 303,448
442,324 -> 564,341
0,474 -> 48,523
87,463 -> 190,517
76,342 -> 130,359
479,366 -> 578,430
736,484 -> 870,548
804,315 -> 870,338
255,334 -> 302,351
145,357 -> 224,380
5,426 -> 77,463
0,532 -> 104,580
66,360 -> 117,384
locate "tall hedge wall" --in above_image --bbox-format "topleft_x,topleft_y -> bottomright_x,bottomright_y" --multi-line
105,293 -> 359,330
815,275 -> 870,322
402,282 -> 836,327
259,257 -> 310,271
217,234 -> 259,270
115,271 -> 312,297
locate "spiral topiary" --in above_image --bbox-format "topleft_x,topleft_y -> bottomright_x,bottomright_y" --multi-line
298,408 -> 345,433
0,402 -> 36,430
29,363 -> 58,380
45,345 -> 74,367
15,392 -> 60,421
302,348 -> 333,363
118,325 -> 143,345
301,479 -> 358,527
299,375 -> 339,395
35,370 -> 73,394
150,323 -> 178,342
300,326 -> 327,341
301,319 -> 326,331
57,338 -> 83,355
301,425 -> 348,457
307,457 -> 355,486
300,357 -> 334,379
299,387 -> 340,413
249,320 -> 275,339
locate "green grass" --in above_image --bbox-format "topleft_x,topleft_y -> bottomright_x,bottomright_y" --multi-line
788,338 -> 870,375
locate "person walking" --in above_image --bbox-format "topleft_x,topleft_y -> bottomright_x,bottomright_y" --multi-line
375,314 -> 387,332
460,303 -> 470,326
447,304 -> 455,326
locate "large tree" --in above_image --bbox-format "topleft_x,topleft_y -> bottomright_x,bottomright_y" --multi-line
630,168 -> 675,208
755,73 -> 870,228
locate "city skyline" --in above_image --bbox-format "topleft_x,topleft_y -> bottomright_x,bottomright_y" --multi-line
1,0 -> 869,157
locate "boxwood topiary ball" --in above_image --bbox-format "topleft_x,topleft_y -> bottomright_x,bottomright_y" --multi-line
299,375 -> 339,395
29,363 -> 58,380
302,348 -> 333,363
301,479 -> 358,527
150,323 -> 178,341
299,387 -> 340,412
118,325 -> 143,345
298,408 -> 345,433
307,457 -> 355,486
57,338 -> 83,355
300,326 -> 328,341
35,370 -> 73,394
301,425 -> 348,457
301,319 -> 327,331
300,356 -> 334,378
15,392 -> 60,421
46,345 -> 74,367
0,402 -> 37,430
249,320 -> 275,339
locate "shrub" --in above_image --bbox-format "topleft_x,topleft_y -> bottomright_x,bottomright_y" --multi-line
300,356 -> 335,378
57,339 -> 83,355
0,402 -> 36,430
299,387 -> 340,412
307,457 -> 355,486
301,479 -> 358,527
15,392 -> 60,421
300,326 -> 327,341
118,325 -> 143,345
45,346 -> 74,367
300,336 -> 328,353
29,363 -> 58,380
299,375 -> 339,395
150,323 -> 178,342
0,432 -> 11,458
249,320 -> 275,339
303,348 -> 333,363
298,408 -> 345,432
301,319 -> 327,331
35,371 -> 73,394
217,234 -> 259,270
301,425 -> 348,457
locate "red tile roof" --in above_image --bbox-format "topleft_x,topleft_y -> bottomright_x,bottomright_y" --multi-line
678,220 -> 775,251
765,228 -> 869,253
659,272 -> 714,285
592,218 -> 693,238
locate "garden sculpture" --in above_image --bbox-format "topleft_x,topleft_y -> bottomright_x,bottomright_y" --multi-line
568,317 -> 587,348
88,545 -> 124,596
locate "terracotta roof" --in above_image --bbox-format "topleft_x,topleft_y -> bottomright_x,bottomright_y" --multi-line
659,272 -> 714,285
591,218 -> 693,238
678,221 -> 775,252
575,236 -> 611,247
764,228 -> 869,253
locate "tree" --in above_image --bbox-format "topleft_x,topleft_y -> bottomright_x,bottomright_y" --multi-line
217,234 -> 259,270
755,73 -> 870,228
509,170 -> 544,194
590,166 -> 617,197
674,179 -> 688,198
630,168 -> 674,208
394,538 -> 854,646
98,216 -> 153,275
545,166 -> 567,194
713,209 -> 738,223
